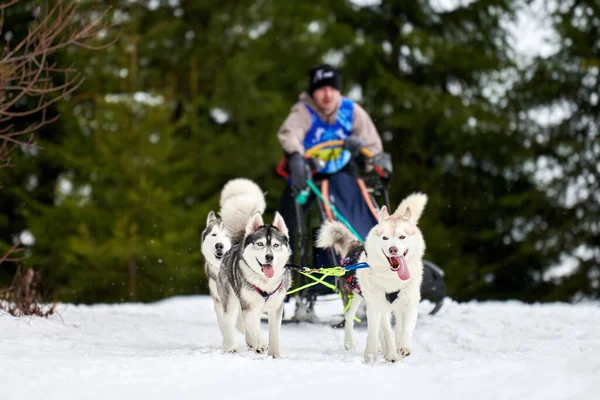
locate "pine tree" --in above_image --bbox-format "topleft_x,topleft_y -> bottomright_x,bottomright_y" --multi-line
0,0 -> 112,294
513,0 -> 600,300
311,0 -> 562,300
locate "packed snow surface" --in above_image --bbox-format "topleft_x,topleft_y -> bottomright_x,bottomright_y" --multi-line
1,295 -> 599,400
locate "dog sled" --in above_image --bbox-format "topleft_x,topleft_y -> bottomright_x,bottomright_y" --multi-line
276,140 -> 446,325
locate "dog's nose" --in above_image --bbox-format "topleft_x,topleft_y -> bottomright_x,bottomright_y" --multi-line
389,246 -> 398,256
265,254 -> 274,263
215,243 -> 224,252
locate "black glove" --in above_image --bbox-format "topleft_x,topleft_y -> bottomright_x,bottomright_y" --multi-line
343,136 -> 364,158
287,152 -> 308,193
371,152 -> 393,176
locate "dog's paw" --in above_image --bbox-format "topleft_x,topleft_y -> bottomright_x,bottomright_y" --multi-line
364,352 -> 377,364
384,352 -> 399,363
252,342 -> 268,354
223,344 -> 239,353
397,347 -> 411,358
268,351 -> 280,359
344,340 -> 355,351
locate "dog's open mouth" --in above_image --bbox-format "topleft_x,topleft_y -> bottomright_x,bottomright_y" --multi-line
256,258 -> 275,278
215,252 -> 224,260
383,249 -> 410,281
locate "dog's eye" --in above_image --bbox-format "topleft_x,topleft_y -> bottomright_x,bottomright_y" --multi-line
256,242 -> 264,247
399,235 -> 406,240
211,233 -> 217,237
382,236 -> 389,241
273,243 -> 279,248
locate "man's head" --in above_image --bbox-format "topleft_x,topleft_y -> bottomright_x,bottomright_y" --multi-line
308,64 -> 342,114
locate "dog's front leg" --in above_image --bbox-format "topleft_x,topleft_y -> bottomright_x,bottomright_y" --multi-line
364,305 -> 382,363
219,296 -> 239,353
243,306 -> 267,353
235,306 -> 246,334
394,290 -> 419,358
380,312 -> 398,362
267,303 -> 284,358
344,295 -> 362,351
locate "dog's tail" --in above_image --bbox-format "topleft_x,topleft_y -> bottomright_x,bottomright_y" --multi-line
316,220 -> 361,258
219,178 -> 266,243
394,192 -> 428,224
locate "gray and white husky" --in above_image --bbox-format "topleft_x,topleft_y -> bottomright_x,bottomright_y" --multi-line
216,183 -> 292,357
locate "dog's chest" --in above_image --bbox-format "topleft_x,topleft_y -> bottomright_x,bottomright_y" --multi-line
205,261 -> 219,281
242,272 -> 290,311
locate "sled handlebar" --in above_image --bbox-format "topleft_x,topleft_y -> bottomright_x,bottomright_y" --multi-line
276,140 -> 387,180
304,140 -> 375,158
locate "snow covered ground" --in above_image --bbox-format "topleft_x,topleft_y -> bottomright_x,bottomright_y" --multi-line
2,295 -> 599,400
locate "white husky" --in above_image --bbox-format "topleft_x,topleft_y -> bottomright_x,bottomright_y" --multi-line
201,211 -> 232,308
317,193 -> 428,362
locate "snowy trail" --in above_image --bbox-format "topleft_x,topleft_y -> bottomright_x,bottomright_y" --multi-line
1,295 -> 599,400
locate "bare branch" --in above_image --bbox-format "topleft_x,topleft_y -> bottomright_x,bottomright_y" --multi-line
0,241 -> 24,265
0,0 -> 114,169
0,0 -> 117,309
0,0 -> 19,11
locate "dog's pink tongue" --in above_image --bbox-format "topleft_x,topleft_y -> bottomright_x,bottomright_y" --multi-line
394,256 -> 410,281
262,265 -> 275,278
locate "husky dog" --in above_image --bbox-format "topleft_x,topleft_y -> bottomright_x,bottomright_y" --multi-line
201,211 -> 232,313
202,179 -> 266,331
216,180 -> 292,358
317,193 -> 427,363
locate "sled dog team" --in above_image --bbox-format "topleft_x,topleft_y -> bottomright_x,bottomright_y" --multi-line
201,178 -> 428,362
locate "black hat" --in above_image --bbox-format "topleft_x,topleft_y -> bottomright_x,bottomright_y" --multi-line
308,64 -> 342,95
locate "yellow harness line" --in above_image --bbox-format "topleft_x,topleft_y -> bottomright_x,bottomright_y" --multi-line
285,267 -> 346,295
286,266 -> 361,323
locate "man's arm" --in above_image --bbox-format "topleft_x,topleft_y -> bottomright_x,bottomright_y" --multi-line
351,103 -> 383,154
277,102 -> 312,155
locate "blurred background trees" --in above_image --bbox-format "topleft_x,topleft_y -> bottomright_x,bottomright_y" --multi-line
1,0 -> 597,304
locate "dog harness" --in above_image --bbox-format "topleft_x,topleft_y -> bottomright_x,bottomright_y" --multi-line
303,97 -> 354,174
250,280 -> 284,301
341,245 -> 365,296
385,291 -> 400,304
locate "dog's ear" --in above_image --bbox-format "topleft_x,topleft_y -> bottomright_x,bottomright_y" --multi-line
402,207 -> 412,221
379,205 -> 389,221
272,212 -> 289,237
245,212 -> 264,236
376,206 -> 390,235
206,210 -> 217,225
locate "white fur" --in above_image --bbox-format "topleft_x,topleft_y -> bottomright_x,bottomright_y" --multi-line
393,192 -> 428,223
220,178 -> 266,242
200,212 -> 245,334
201,214 -> 232,287
317,192 -> 428,363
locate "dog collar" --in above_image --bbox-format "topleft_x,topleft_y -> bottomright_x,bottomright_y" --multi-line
251,279 -> 284,301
